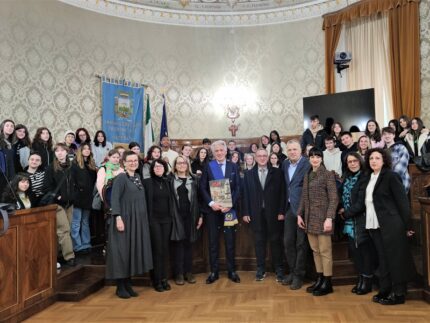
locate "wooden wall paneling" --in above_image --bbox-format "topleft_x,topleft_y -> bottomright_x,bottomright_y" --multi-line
0,226 -> 19,318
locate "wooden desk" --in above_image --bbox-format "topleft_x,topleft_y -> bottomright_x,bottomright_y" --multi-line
0,205 -> 57,323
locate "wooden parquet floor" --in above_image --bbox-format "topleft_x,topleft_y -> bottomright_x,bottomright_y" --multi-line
25,272 -> 430,323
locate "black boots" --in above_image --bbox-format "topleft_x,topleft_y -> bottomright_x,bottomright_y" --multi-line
312,276 -> 333,296
306,273 -> 324,293
116,279 -> 130,299
356,276 -> 372,295
124,278 -> 138,297
351,275 -> 372,295
116,278 -> 137,298
351,275 -> 363,293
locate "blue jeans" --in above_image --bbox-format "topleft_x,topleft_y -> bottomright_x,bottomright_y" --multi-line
71,207 -> 92,252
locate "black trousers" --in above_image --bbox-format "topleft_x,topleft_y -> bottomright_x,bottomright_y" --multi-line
172,213 -> 193,276
254,209 -> 283,273
369,229 -> 406,296
150,221 -> 172,284
348,237 -> 376,277
205,210 -> 236,273
283,209 -> 309,278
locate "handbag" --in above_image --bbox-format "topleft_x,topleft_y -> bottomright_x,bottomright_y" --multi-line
39,173 -> 67,206
92,184 -> 102,210
0,203 -> 15,236
414,140 -> 430,172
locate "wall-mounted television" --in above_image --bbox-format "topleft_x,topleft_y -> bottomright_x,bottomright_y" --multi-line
303,88 -> 375,132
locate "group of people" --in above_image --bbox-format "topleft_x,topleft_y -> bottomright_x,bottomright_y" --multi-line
0,115 -> 418,305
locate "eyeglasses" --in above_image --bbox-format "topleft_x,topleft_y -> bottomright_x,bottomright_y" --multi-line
154,165 -> 164,168
347,159 -> 359,164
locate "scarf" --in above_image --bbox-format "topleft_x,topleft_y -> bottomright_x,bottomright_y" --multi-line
104,161 -> 120,184
342,171 -> 360,239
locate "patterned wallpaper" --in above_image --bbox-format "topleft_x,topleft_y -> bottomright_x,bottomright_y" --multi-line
0,0 -> 324,142
420,0 -> 430,126
0,0 -> 428,142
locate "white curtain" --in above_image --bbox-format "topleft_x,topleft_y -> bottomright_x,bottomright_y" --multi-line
344,12 -> 393,126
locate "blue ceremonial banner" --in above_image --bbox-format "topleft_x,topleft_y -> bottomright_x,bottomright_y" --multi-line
102,80 -> 144,147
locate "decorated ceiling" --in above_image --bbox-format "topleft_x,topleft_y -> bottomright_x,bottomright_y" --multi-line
60,0 -> 358,27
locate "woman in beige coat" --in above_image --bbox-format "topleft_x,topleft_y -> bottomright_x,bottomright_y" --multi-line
297,147 -> 338,296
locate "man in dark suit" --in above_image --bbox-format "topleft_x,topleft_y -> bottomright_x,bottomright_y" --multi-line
282,139 -> 311,290
242,148 -> 286,281
200,140 -> 241,284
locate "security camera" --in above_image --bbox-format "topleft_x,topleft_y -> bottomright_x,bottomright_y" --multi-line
334,51 -> 352,64
334,51 -> 352,76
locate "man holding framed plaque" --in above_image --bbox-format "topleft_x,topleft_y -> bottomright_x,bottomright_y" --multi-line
200,140 -> 241,284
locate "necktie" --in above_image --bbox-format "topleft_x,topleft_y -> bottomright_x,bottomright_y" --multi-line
259,168 -> 266,189
219,163 -> 224,176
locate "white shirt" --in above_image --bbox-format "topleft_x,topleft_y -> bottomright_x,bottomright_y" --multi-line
161,149 -> 179,169
323,148 -> 342,177
365,172 -> 380,229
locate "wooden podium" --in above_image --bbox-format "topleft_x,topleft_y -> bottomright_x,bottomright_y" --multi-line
0,205 -> 57,323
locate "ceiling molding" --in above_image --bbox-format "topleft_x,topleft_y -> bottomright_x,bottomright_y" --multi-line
59,0 -> 355,27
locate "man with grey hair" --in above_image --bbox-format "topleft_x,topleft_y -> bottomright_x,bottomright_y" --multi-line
243,148 -> 286,282
281,139 -> 310,290
200,140 -> 241,284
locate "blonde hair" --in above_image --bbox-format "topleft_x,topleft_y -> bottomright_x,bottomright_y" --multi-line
173,155 -> 190,176
75,143 -> 96,171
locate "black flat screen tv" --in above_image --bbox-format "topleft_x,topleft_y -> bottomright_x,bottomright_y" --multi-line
303,88 -> 375,132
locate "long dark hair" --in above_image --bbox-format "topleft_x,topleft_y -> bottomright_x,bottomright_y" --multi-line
93,130 -> 107,147
194,147 -> 209,165
399,115 -> 411,130
32,127 -> 53,150
0,119 -> 15,148
13,124 -> 31,146
2,172 -> 31,202
75,128 -> 91,145
269,130 -> 281,144
365,119 -> 382,142
145,145 -> 162,162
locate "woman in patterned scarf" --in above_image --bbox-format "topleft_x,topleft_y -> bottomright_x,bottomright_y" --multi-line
338,152 -> 375,295
96,149 -> 124,204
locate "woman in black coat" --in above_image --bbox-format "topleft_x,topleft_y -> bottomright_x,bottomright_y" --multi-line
143,158 -> 184,292
170,155 -> 202,285
44,142 -> 76,266
191,147 -> 209,176
361,148 -> 416,305
31,127 -> 54,171
339,152 -> 376,295
71,143 -> 97,253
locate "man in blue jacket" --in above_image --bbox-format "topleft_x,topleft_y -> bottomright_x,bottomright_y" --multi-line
200,140 -> 241,284
282,139 -> 310,290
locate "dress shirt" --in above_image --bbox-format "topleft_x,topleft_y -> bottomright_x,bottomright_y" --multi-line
365,172 -> 380,229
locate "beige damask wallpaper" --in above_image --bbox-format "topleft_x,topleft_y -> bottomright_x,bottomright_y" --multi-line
0,0 -> 324,141
420,0 -> 430,126
0,0 -> 428,142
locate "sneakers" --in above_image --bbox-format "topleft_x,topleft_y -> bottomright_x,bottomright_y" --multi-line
255,270 -> 266,281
